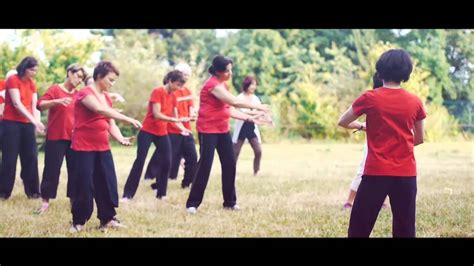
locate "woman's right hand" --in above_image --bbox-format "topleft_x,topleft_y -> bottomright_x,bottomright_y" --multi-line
56,97 -> 72,107
35,121 -> 45,134
178,117 -> 191,123
127,117 -> 142,129
258,104 -> 271,114
180,129 -> 193,136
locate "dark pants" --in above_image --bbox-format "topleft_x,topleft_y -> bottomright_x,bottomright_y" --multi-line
186,132 -> 237,209
0,121 -> 3,172
348,175 -> 417,238
40,140 -> 75,199
0,120 -> 40,199
71,150 -> 118,226
145,134 -> 197,187
123,130 -> 171,198
233,138 -> 262,175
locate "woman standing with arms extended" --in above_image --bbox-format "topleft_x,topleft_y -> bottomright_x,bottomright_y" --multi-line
186,55 -> 271,214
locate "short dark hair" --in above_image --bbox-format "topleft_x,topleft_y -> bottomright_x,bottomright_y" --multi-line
93,61 -> 119,81
372,72 -> 383,89
241,76 -> 257,93
375,49 -> 413,83
208,55 -> 233,76
66,63 -> 86,79
16,56 -> 38,77
165,70 -> 185,84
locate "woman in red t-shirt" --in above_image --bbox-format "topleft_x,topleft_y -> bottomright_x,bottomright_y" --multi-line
121,70 -> 190,202
34,64 -> 87,214
338,49 -> 426,238
0,57 -> 45,200
69,61 -> 142,233
185,55 -> 271,214
0,70 -> 18,174
145,63 -> 198,189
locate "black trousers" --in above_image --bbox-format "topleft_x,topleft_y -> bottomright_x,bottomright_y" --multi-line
71,150 -> 118,226
0,121 -> 3,173
123,130 -> 171,198
186,132 -> 236,208
0,120 -> 40,199
348,175 -> 417,238
40,140 -> 75,199
145,133 -> 197,187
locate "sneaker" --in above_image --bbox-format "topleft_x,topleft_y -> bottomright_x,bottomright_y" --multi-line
33,202 -> 49,215
157,195 -> 168,201
119,197 -> 131,203
69,224 -> 84,233
342,202 -> 353,210
225,204 -> 240,211
186,207 -> 197,214
100,217 -> 126,230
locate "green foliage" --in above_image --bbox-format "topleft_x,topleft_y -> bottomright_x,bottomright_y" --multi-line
425,104 -> 461,141
1,29 -> 470,141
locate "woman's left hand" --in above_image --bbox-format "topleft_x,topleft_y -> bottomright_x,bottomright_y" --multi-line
120,136 -> 136,146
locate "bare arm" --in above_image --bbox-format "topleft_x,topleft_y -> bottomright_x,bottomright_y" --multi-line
230,107 -> 265,125
108,119 -> 135,146
38,97 -> 72,111
176,95 -> 194,102
81,94 -> 142,128
32,93 -> 41,122
237,108 -> 262,116
210,85 -> 270,113
189,105 -> 197,120
152,102 -> 189,123
9,89 -> 44,132
338,106 -> 364,129
413,120 -> 424,146
172,107 -> 192,135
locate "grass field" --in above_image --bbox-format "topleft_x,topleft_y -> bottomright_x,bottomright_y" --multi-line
0,141 -> 472,237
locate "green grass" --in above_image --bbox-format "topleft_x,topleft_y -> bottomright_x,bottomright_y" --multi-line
0,142 -> 472,237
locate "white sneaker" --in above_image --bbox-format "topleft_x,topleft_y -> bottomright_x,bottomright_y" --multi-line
225,204 -> 240,211
119,197 -> 131,203
69,224 -> 84,233
186,207 -> 197,214
100,218 -> 127,230
157,196 -> 168,201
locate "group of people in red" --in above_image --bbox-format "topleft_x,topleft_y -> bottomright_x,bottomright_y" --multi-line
0,48 -> 425,237
0,55 -> 272,233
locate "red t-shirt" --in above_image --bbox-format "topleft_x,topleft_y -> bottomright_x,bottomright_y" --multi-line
0,79 -> 5,120
168,87 -> 193,134
352,87 -> 427,177
141,86 -> 177,136
71,87 -> 113,151
38,84 -> 77,141
0,79 -> 6,104
3,74 -> 37,123
196,76 -> 231,133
